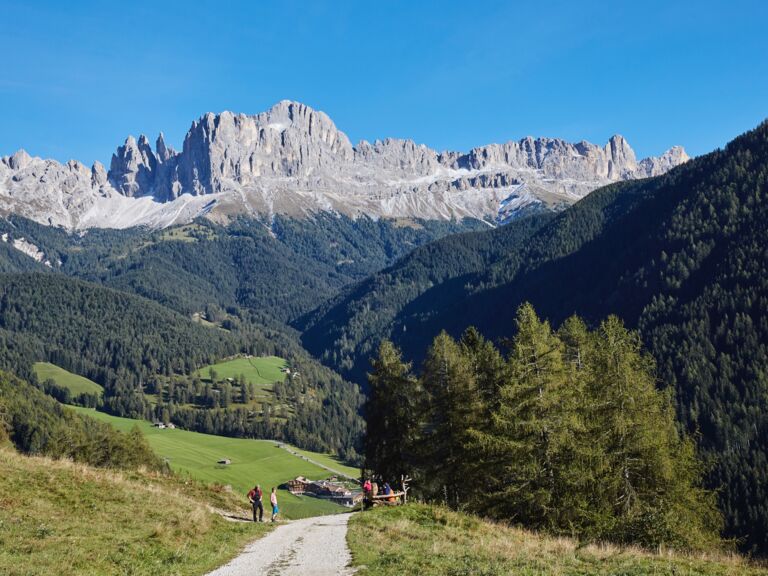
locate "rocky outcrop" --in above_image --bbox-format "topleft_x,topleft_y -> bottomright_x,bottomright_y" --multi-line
108,135 -> 158,197
637,145 -> 690,177
0,101 -> 690,229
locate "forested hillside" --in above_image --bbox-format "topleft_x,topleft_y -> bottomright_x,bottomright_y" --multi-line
0,370 -> 161,470
0,273 -> 363,458
306,121 -> 768,552
0,214 -> 482,323
0,214 -> 478,460
298,213 -> 552,375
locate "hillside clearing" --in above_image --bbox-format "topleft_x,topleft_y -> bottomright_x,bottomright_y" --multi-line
71,407 -> 356,518
33,362 -> 103,396
0,447 -> 269,576
196,356 -> 287,389
348,505 -> 768,576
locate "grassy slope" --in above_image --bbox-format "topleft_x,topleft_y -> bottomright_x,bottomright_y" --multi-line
0,447 -> 270,576
287,446 -> 359,479
159,224 -> 217,243
72,407 -> 354,518
348,505 -> 768,576
33,362 -> 103,396
196,356 -> 287,390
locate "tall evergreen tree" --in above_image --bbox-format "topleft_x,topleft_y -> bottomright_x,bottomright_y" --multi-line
472,304 -> 577,526
419,331 -> 483,507
364,341 -> 420,484
459,326 -> 505,412
588,316 -> 721,548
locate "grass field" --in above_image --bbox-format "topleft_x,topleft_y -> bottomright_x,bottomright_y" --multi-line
197,356 -> 287,388
0,447 -> 269,576
286,446 -> 359,479
33,362 -> 103,396
71,407 -> 353,519
348,505 -> 768,576
159,223 -> 217,243
195,356 -> 289,406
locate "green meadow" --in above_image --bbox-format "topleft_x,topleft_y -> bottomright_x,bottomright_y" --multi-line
33,362 -> 103,396
197,356 -> 287,388
71,407 -> 358,519
158,223 -> 217,243
349,505 -> 768,576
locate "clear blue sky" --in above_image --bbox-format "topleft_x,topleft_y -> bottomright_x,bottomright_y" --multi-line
2,0 -> 766,165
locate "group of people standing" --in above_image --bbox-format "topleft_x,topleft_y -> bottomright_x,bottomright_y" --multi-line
362,478 -> 397,506
247,484 -> 279,522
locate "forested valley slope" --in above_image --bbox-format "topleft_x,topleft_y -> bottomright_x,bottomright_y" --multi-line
302,120 -> 768,552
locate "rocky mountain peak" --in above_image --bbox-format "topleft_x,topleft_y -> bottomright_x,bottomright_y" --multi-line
108,134 -> 158,197
155,132 -> 175,163
605,134 -> 637,178
7,149 -> 33,170
91,161 -> 108,187
0,100 -> 690,229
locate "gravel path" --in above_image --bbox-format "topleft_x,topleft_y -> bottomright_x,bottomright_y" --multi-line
206,513 -> 357,576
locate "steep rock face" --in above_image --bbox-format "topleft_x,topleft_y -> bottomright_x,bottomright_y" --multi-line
108,135 -> 157,197
0,100 -> 689,229
169,102 -> 354,199
637,145 -> 690,176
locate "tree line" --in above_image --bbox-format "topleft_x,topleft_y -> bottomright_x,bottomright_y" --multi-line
0,370 -> 162,471
364,304 -> 721,551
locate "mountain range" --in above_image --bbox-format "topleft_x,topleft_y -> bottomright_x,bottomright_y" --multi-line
0,100 -> 688,230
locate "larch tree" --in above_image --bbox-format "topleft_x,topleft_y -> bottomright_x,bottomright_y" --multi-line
364,340 -> 420,485
419,331 -> 483,507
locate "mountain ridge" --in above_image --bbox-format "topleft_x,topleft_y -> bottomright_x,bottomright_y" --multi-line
0,100 -> 688,230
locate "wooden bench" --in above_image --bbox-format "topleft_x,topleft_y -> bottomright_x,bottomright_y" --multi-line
366,491 -> 406,507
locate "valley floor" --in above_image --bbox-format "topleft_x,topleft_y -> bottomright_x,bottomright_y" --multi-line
70,407 -> 358,519
347,505 -> 768,576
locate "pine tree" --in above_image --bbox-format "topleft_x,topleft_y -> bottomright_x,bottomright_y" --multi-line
459,326 -> 505,411
588,316 -> 721,548
364,341 -> 420,484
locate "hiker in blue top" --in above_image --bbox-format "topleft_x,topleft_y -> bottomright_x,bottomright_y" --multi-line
270,487 -> 279,522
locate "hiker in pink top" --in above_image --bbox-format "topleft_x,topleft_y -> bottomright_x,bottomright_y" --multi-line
270,487 -> 279,522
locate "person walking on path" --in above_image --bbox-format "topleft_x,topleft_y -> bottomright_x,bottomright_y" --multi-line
247,483 -> 264,522
270,487 -> 279,522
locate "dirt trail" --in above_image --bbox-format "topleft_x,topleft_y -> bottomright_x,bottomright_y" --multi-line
205,513 -> 356,576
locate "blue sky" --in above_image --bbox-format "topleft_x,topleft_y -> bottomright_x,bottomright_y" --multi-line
1,0 -> 766,165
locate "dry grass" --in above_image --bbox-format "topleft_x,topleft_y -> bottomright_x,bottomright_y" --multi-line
0,447 -> 271,576
348,504 -> 768,576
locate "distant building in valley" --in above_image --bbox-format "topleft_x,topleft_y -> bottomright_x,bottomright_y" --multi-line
282,476 -> 362,507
